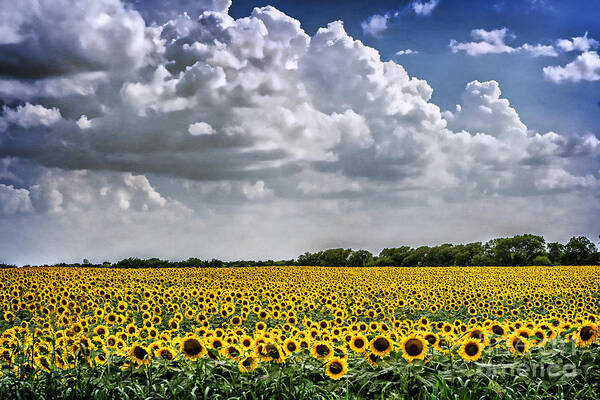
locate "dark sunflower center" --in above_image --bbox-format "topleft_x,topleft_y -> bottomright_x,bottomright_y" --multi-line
405,339 -> 423,356
266,344 -> 281,359
329,361 -> 343,374
159,350 -> 173,360
242,357 -> 254,367
580,327 -> 594,341
228,347 -> 240,357
316,344 -> 331,357
465,343 -> 479,356
513,339 -> 525,353
354,338 -> 365,348
133,346 -> 147,360
373,337 -> 390,352
183,339 -> 203,356
425,335 -> 436,345
287,342 -> 297,352
535,332 -> 544,340
243,339 -> 251,347
492,326 -> 504,335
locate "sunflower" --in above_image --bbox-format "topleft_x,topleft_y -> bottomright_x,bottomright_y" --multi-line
349,334 -> 368,353
458,339 -> 483,362
128,343 -> 150,366
94,349 -> 109,365
576,323 -> 597,347
467,328 -> 488,345
105,313 -> 118,325
126,323 -> 137,336
180,336 -> 207,360
156,347 -> 175,361
489,323 -> 506,337
283,338 -> 299,355
310,341 -> 334,361
93,325 -> 109,337
208,336 -> 224,353
222,344 -> 242,360
531,328 -> 548,346
257,340 -> 286,363
365,352 -> 381,368
239,335 -> 254,350
238,355 -> 258,373
400,336 -> 428,362
106,335 -> 118,348
325,356 -> 348,380
423,332 -> 440,350
370,335 -> 394,357
507,334 -> 530,356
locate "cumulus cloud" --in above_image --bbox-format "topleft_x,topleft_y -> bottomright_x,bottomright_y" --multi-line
519,43 -> 558,57
450,28 -> 517,56
450,28 -> 560,57
543,51 -> 600,83
396,49 -> 418,55
412,0 -> 440,16
188,121 -> 215,135
0,0 -> 162,79
361,14 -> 390,37
0,183 -> 32,215
556,32 -> 599,53
3,103 -> 62,128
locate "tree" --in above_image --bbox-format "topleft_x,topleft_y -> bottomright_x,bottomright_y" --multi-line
378,247 -> 412,266
347,250 -> 373,267
547,243 -> 565,265
532,255 -> 551,265
563,236 -> 597,265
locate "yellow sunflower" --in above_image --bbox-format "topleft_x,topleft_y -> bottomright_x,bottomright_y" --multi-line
400,336 -> 428,362
325,356 -> 348,380
180,336 -> 207,360
458,339 -> 483,362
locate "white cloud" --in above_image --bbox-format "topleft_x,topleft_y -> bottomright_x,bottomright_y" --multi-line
77,115 -> 93,130
443,80 -> 526,139
0,0 -> 162,79
451,28 -> 559,58
361,14 -> 390,37
188,121 -> 215,135
396,49 -> 418,55
450,28 -> 516,56
556,32 -> 599,53
0,184 -> 33,215
242,180 -> 272,200
4,103 -> 62,128
26,169 -> 173,213
519,43 -> 558,57
412,0 -> 440,16
543,51 -> 600,83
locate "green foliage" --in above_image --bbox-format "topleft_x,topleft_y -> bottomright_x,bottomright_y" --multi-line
2,343 -> 600,399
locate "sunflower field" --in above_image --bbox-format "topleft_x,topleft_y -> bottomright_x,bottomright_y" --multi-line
2,265 -> 600,399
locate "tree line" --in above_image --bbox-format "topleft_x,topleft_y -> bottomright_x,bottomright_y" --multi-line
2,234 -> 598,268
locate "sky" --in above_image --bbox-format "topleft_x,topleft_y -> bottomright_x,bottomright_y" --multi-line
0,0 -> 599,265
